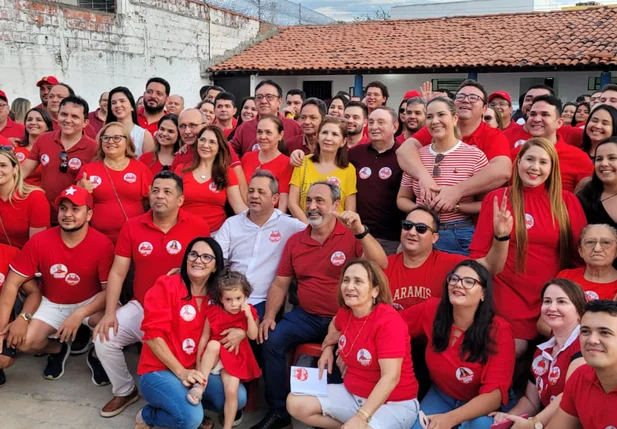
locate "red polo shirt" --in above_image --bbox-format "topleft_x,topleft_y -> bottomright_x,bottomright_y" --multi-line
276,221 -> 363,317
0,244 -> 20,292
557,267 -> 617,301
285,135 -> 313,155
385,251 -> 465,310
229,114 -> 302,157
0,189 -> 50,248
10,227 -> 114,304
115,210 -> 211,305
402,298 -> 515,404
503,120 -> 522,132
413,121 -> 510,160
88,110 -> 105,135
560,364 -> 617,427
28,131 -> 98,213
0,118 -> 25,140
511,137 -> 593,193
137,107 -> 165,136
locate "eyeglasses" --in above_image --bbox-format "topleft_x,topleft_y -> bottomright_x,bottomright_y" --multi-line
197,137 -> 218,146
101,135 -> 126,144
447,273 -> 482,289
455,93 -> 484,104
582,239 -> 616,249
59,151 -> 68,173
401,220 -> 435,234
0,104 -> 8,110
255,94 -> 279,102
178,122 -> 205,131
187,251 -> 215,264
483,115 -> 495,122
399,108 -> 406,114
489,101 -> 510,108
433,153 -> 445,177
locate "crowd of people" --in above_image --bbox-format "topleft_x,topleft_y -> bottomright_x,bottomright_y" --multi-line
0,74 -> 616,429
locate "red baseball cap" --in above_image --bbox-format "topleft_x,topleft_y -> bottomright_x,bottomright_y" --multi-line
0,90 -> 7,103
54,185 -> 93,209
404,90 -> 422,99
36,76 -> 59,87
488,91 -> 512,105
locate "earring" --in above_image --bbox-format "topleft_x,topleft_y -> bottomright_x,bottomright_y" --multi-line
373,297 -> 377,305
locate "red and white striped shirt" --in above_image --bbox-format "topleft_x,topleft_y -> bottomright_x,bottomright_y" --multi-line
401,141 -> 488,223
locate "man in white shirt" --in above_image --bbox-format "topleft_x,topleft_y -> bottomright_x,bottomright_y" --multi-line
216,170 -> 306,318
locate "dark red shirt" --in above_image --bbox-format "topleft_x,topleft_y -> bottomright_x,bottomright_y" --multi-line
88,110 -> 105,135
0,118 -> 25,140
229,114 -> 302,157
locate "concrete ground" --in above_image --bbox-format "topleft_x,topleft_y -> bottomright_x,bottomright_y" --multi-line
0,346 -> 308,429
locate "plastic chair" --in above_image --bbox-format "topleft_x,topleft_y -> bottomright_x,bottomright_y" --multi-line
292,343 -> 323,365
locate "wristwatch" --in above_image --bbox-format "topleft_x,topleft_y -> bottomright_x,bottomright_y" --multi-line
356,407 -> 371,423
19,312 -> 32,323
354,225 -> 370,239
528,417 -> 544,429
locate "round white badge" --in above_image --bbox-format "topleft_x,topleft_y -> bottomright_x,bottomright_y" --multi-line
378,167 -> 392,180
585,290 -> 600,302
525,213 -> 534,229
40,154 -> 49,166
209,182 -> 219,192
0,273 -> 5,286
123,173 -> 137,184
532,355 -> 548,376
90,175 -> 102,189
65,273 -> 81,286
548,366 -> 561,385
251,143 -> 260,151
536,376 -> 544,395
138,242 -> 153,256
357,349 -> 372,366
338,334 -> 347,350
330,251 -> 346,267
455,367 -> 474,384
68,158 -> 82,170
269,230 -> 282,243
327,176 -> 341,186
180,305 -> 197,322
514,139 -> 526,149
182,338 -> 196,355
16,152 -> 25,162
358,167 -> 372,180
166,240 -> 182,255
50,264 -> 68,279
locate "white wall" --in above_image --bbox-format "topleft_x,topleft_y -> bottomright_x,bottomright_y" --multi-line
391,0 -> 534,19
0,0 -> 260,109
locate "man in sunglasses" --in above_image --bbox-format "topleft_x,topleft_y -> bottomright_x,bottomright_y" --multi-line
91,171 -> 213,419
396,80 -> 512,214
21,96 -> 97,224
0,185 -> 114,382
229,79 -> 302,157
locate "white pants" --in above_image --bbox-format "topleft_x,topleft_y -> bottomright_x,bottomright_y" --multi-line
93,300 -> 144,397
33,296 -> 96,330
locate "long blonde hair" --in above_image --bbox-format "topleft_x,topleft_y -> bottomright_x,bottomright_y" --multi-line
93,122 -> 136,161
511,138 -> 571,272
0,150 -> 42,205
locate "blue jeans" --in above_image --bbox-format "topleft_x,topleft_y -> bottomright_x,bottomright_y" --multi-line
261,306 -> 339,417
434,223 -> 475,256
411,385 -> 503,429
139,370 -> 247,429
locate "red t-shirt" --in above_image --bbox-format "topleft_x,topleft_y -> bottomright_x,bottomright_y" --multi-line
137,108 -> 163,136
511,138 -> 593,193
385,251 -> 465,310
0,118 -> 25,140
138,274 -> 211,375
138,151 -> 166,175
10,227 -> 114,304
174,165 -> 240,232
14,146 -> 42,187
77,159 -> 153,243
28,131 -> 97,213
531,327 -> 582,408
276,221 -> 363,317
229,114 -> 302,157
469,186 -> 587,339
0,190 -> 50,249
412,121 -> 510,161
0,244 -> 20,292
169,144 -> 241,172
335,304 -> 418,401
241,151 -> 293,193
402,298 -> 515,404
505,125 -> 584,149
558,267 -> 617,301
115,210 -> 211,305
560,365 -> 617,427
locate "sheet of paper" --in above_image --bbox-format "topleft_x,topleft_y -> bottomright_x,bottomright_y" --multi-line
289,366 -> 328,397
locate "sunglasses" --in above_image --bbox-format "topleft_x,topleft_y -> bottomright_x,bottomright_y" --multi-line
483,115 -> 495,121
59,151 -> 68,173
433,153 -> 445,177
401,220 -> 436,234
0,145 -> 13,151
399,108 -> 406,114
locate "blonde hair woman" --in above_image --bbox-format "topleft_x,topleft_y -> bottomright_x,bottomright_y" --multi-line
469,138 -> 588,358
78,122 -> 153,243
0,148 -> 49,248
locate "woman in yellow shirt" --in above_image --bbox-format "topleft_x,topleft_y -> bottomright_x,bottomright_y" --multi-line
289,116 -> 357,223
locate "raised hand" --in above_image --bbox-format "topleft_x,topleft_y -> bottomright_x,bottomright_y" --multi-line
493,191 -> 513,238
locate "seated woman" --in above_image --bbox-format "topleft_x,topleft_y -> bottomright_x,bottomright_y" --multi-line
287,259 -> 420,429
0,148 -> 49,248
398,96 -> 489,255
401,260 -> 515,429
579,105 -> 617,159
175,126 -> 247,234
288,116 -> 357,223
136,237 -> 247,429
491,279 -> 586,429
139,114 -> 181,174
470,138 -> 587,358
241,115 -> 292,212
557,224 -> 617,301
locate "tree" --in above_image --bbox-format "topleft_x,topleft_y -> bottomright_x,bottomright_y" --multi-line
353,6 -> 391,22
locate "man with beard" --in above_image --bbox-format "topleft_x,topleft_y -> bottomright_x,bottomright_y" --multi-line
0,185 -> 114,382
344,101 -> 370,148
252,182 -> 387,429
137,77 -> 170,135
286,98 -> 327,155
396,96 -> 426,143
36,76 -> 59,112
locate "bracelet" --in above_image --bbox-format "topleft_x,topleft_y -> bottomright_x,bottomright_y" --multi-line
356,407 -> 371,423
494,234 -> 510,242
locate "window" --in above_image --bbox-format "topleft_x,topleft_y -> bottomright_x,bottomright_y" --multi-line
588,76 -> 617,91
53,0 -> 115,13
303,81 -> 332,100
520,77 -> 556,97
431,78 -> 465,92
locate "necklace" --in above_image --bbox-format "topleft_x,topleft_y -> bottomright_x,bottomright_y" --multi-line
338,308 -> 374,358
601,192 -> 617,202
200,174 -> 206,180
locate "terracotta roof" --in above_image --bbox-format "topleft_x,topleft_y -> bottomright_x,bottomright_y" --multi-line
210,6 -> 617,75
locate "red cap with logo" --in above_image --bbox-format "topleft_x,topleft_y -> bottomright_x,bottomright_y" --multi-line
54,185 -> 93,209
0,90 -> 7,103
488,91 -> 512,105
36,76 -> 60,87
404,90 -> 422,100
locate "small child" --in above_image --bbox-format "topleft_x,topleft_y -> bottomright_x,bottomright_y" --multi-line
187,270 -> 261,429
